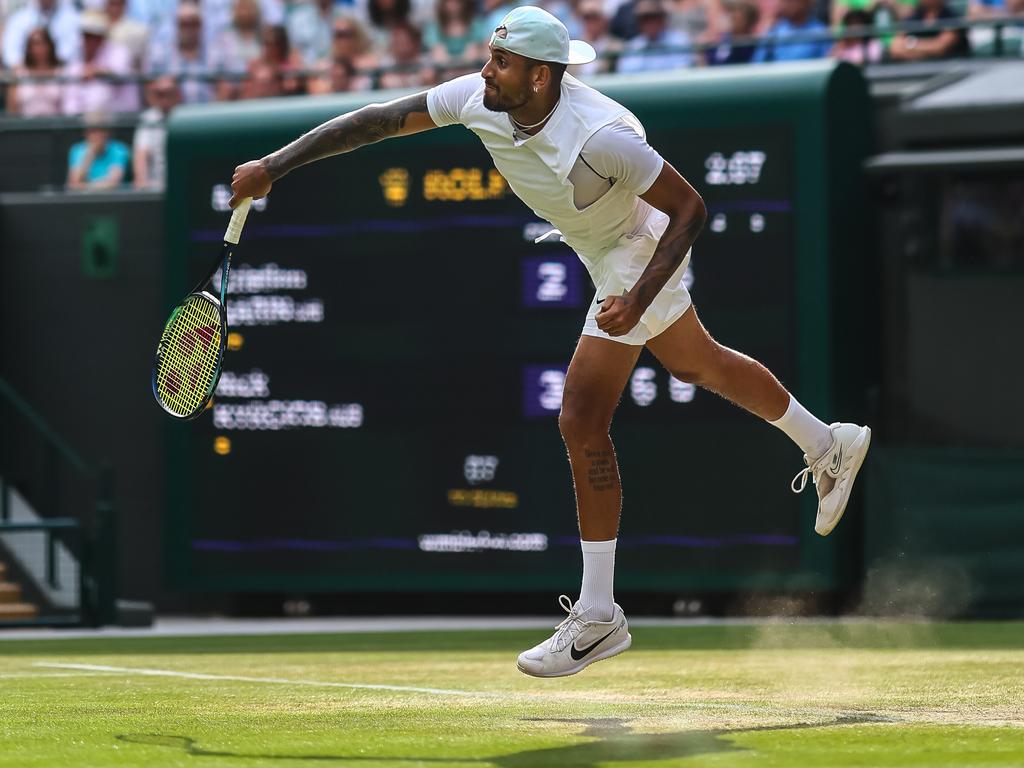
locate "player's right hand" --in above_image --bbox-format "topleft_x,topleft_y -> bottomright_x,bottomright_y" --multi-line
230,159 -> 272,207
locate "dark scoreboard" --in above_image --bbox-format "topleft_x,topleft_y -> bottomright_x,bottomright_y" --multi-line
164,63 -> 871,593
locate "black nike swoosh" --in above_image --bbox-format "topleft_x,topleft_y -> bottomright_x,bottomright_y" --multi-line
830,445 -> 843,474
569,627 -> 618,660
595,297 -> 605,305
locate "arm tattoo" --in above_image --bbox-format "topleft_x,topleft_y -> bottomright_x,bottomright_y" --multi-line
261,92 -> 429,181
629,213 -> 706,312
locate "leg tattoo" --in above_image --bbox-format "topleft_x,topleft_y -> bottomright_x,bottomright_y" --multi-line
585,447 -> 616,493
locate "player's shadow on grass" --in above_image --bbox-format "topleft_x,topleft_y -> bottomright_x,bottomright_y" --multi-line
117,713 -> 887,766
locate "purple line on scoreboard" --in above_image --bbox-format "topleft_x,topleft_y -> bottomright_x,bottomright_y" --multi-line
554,534 -> 798,548
192,533 -> 797,553
706,200 -> 793,213
192,537 -> 418,552
190,215 -> 535,242
521,255 -> 584,309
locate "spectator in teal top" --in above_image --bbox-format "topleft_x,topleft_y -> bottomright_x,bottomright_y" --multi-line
67,113 -> 130,190
424,0 -> 485,64
751,0 -> 831,62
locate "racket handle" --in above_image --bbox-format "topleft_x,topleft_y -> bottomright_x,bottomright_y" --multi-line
224,197 -> 253,244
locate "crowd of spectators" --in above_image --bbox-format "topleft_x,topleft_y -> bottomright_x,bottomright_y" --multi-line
4,0 -> 1022,111
0,0 -> 1020,188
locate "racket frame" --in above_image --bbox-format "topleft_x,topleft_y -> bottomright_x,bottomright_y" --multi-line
151,198 -> 251,420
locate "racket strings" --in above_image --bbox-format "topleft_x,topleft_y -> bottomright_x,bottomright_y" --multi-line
155,295 -> 223,417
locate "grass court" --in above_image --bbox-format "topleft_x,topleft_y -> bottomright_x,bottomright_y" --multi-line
1,621 -> 1021,767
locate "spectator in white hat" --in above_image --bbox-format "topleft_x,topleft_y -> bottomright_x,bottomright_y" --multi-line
62,9 -> 140,114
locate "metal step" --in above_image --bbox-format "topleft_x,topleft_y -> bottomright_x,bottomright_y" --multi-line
0,602 -> 39,619
0,581 -> 22,603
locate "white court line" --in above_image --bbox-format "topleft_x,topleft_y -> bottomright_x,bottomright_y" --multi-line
0,672 -> 122,679
26,664 -> 905,722
34,663 -> 493,697
22,663 -> 831,720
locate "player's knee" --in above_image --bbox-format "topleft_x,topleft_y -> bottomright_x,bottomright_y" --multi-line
558,404 -> 610,447
671,345 -> 729,388
670,366 -> 712,390
668,367 -> 702,386
669,358 -> 715,387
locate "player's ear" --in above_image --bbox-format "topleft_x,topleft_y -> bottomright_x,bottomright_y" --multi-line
536,64 -> 552,91
531,63 -> 549,93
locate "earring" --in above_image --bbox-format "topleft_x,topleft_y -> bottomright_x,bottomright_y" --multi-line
534,86 -> 539,93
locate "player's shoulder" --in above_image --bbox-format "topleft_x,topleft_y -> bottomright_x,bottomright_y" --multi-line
428,72 -> 486,125
588,119 -> 644,145
579,120 -> 650,172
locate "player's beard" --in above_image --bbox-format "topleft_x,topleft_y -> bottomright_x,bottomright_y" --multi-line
482,85 -> 528,113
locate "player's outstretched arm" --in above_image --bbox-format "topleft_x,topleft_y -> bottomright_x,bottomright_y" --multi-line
229,91 -> 436,207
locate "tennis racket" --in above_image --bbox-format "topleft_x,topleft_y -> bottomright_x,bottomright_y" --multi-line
152,197 -> 252,420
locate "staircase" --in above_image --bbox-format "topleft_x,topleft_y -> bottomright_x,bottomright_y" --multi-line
1,375 -> 122,626
0,560 -> 39,619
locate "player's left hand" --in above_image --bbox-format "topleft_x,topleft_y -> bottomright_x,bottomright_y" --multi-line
596,293 -> 644,337
230,160 -> 273,208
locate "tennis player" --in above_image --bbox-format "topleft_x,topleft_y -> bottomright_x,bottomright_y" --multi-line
229,6 -> 871,678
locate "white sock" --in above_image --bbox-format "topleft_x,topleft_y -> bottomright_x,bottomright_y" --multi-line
577,539 -> 616,622
769,394 -> 834,459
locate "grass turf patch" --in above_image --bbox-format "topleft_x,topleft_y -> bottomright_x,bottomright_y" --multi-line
0,621 -> 1021,767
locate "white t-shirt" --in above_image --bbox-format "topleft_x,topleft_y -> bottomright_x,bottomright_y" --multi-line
428,75 -> 664,210
132,106 -> 167,189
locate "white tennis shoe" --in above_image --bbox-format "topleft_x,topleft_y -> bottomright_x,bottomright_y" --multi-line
517,595 -> 631,678
791,422 -> 872,536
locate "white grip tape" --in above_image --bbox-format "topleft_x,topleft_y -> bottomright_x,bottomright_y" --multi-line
224,197 -> 252,244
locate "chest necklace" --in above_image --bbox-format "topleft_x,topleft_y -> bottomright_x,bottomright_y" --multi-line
510,98 -> 560,132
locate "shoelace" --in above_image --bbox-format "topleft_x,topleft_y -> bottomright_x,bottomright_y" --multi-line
791,463 -> 813,494
550,594 -> 589,652
791,445 -> 834,494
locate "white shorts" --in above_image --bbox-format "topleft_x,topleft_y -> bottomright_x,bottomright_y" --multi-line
580,218 -> 692,347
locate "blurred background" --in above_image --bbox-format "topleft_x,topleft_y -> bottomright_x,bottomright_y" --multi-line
0,0 -> 1022,629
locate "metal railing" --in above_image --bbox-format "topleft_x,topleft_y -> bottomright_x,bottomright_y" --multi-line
0,375 -> 117,626
0,519 -> 82,626
0,14 -> 1019,95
